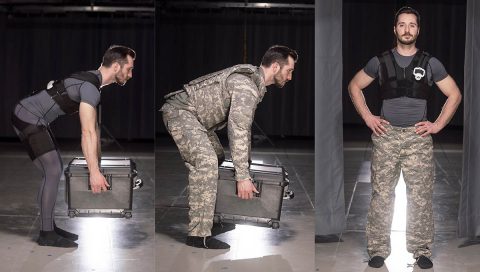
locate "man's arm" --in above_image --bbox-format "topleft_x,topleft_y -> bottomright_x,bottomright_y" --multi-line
227,74 -> 260,200
79,102 -> 109,193
415,75 -> 462,137
96,119 -> 101,160
348,69 -> 389,136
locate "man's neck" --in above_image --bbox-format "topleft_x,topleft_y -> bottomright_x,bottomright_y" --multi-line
260,66 -> 274,86
395,43 -> 418,56
258,66 -> 267,85
98,66 -> 114,87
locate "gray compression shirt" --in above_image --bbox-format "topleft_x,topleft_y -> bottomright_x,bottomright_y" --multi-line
363,49 -> 448,127
14,70 -> 102,126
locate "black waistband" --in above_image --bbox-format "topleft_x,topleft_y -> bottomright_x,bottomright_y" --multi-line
11,111 -> 45,134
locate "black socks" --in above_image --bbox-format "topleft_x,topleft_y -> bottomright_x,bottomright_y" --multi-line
54,223 -> 79,241
38,222 -> 78,247
368,256 -> 385,268
185,236 -> 230,249
416,255 -> 433,269
367,255 -> 432,269
211,222 -> 236,236
37,231 -> 78,248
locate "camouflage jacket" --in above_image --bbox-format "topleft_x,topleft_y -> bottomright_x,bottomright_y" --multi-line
164,64 -> 267,180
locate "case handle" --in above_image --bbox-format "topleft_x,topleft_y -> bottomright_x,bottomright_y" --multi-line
253,180 -> 262,197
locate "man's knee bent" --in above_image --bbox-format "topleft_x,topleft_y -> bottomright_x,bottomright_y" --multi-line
195,154 -> 218,175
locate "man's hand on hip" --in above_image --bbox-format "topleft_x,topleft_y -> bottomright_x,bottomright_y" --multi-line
365,114 -> 390,136
237,179 -> 259,200
415,121 -> 441,137
90,171 -> 110,194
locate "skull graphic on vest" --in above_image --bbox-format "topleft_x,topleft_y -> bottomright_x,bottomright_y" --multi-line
413,67 -> 426,80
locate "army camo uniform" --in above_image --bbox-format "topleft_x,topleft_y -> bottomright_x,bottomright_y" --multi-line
360,49 -> 450,260
367,124 -> 434,258
161,64 -> 266,237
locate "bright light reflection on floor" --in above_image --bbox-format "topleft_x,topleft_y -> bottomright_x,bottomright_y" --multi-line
80,218 -> 113,268
225,224 -> 270,260
386,171 -> 414,271
392,172 -> 407,231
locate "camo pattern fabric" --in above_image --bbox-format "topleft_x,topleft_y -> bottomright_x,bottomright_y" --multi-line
366,124 -> 434,258
160,65 -> 266,236
162,103 -> 219,236
161,64 -> 266,180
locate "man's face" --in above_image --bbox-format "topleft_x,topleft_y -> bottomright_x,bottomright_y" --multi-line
115,55 -> 134,86
394,13 -> 419,45
273,56 -> 295,88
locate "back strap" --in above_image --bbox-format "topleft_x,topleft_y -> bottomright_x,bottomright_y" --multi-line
45,71 -> 100,114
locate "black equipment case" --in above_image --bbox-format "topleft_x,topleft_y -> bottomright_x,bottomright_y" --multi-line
64,157 -> 139,218
214,160 -> 293,229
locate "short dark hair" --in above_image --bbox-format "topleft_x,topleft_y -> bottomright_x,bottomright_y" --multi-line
261,45 -> 298,68
101,45 -> 136,67
394,6 -> 421,27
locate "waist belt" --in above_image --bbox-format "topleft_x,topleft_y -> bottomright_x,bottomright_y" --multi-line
11,113 -> 45,136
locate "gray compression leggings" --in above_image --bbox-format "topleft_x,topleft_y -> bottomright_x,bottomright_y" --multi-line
12,105 -> 62,231
32,150 -> 63,231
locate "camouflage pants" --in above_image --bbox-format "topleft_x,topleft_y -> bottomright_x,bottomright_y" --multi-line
162,103 -> 224,237
367,124 -> 434,259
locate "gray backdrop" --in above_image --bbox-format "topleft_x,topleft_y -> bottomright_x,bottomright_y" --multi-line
459,0 -> 480,239
315,0 -> 345,236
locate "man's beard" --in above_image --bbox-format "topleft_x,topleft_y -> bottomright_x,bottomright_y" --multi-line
397,33 -> 417,45
273,73 -> 286,88
115,74 -> 127,86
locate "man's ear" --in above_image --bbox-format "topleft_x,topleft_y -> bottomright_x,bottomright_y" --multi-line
273,62 -> 280,73
113,62 -> 120,73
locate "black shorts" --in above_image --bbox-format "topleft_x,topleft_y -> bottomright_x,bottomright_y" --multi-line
11,113 -> 57,160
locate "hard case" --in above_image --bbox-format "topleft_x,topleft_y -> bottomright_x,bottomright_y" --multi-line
214,160 -> 291,229
64,157 -> 137,218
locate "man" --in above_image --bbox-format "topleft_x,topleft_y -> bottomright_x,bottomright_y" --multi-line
161,45 -> 297,249
11,45 -> 135,248
348,7 -> 461,269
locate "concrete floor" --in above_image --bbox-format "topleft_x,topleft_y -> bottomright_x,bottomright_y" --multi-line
0,141 -> 155,272
316,137 -> 480,272
155,135 -> 315,272
2,128 -> 478,272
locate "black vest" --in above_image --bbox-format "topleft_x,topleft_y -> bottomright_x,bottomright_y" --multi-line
45,71 -> 101,114
378,50 -> 431,100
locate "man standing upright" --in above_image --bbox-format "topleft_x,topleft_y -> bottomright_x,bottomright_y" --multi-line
161,45 -> 297,249
348,6 -> 461,269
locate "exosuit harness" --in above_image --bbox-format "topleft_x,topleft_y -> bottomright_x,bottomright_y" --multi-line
12,71 -> 100,160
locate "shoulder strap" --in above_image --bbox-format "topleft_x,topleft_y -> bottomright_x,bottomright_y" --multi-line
417,51 -> 431,69
68,71 -> 101,90
45,71 -> 100,115
377,50 -> 397,81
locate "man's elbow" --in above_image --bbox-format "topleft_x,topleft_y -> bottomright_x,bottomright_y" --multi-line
452,90 -> 462,106
81,128 -> 97,139
348,81 -> 360,97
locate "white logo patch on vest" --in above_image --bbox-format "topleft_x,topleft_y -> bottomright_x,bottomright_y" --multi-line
413,67 -> 426,80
